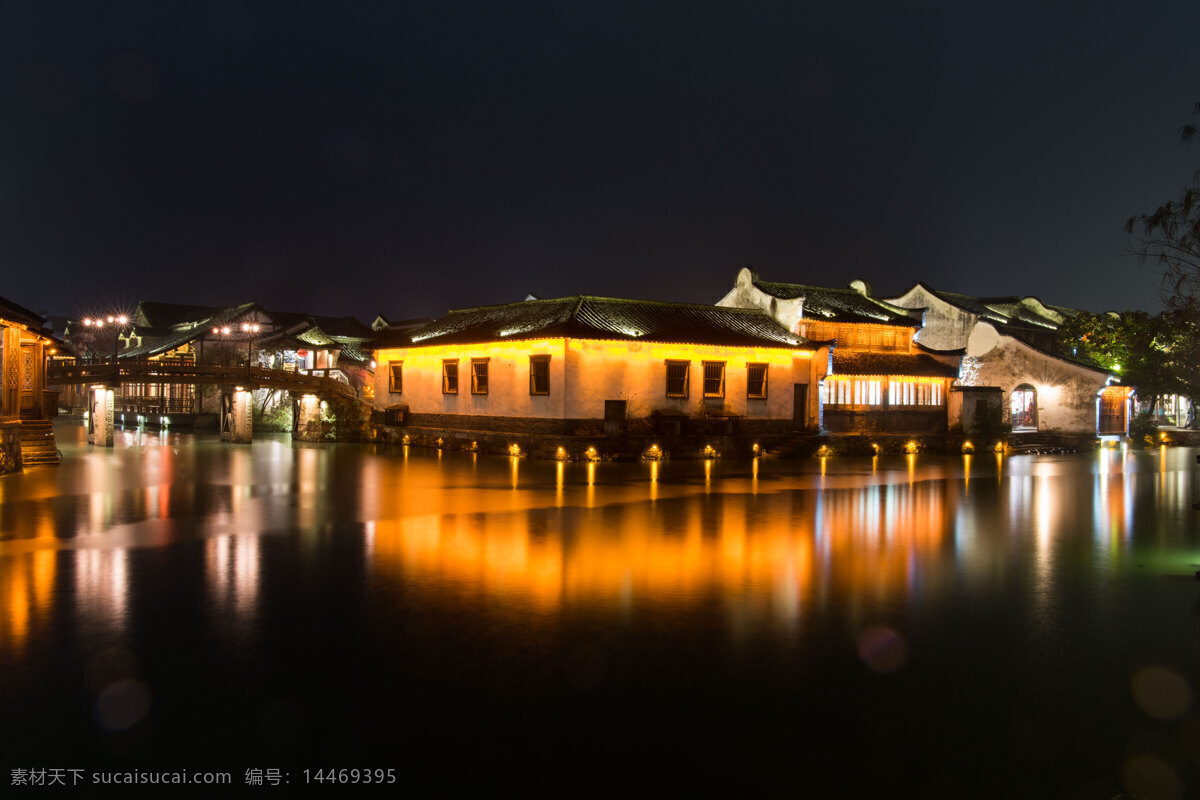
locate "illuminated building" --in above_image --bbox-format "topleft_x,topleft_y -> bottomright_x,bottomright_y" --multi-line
884,283 -> 1121,437
0,295 -> 60,468
372,295 -> 830,436
717,268 -> 960,434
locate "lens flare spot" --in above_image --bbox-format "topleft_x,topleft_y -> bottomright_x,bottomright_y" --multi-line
1132,667 -> 1193,720
1122,755 -> 1182,800
94,679 -> 152,732
857,625 -> 909,674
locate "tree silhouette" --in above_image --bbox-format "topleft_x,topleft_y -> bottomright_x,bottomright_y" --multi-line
1127,101 -> 1200,309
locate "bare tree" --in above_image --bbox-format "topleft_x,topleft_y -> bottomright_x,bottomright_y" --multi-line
1127,101 -> 1200,309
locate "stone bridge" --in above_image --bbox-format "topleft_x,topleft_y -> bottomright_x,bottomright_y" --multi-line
46,358 -> 371,446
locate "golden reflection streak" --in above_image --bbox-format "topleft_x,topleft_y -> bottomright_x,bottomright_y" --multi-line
510,456 -> 519,490
555,461 -> 564,507
963,454 -> 971,494
906,453 -> 916,483
649,460 -> 659,503
367,475 -> 949,627
586,462 -> 596,508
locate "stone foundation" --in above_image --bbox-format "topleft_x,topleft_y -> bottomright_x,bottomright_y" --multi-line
0,419 -> 21,474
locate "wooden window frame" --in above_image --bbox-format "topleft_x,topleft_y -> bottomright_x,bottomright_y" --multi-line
747,363 -> 768,399
442,360 -> 458,395
702,361 -> 725,399
529,355 -> 551,395
388,362 -> 403,393
470,358 -> 489,395
665,360 -> 690,398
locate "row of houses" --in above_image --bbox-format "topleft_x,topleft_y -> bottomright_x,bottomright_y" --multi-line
369,268 -> 1132,443
5,267 -> 1147,457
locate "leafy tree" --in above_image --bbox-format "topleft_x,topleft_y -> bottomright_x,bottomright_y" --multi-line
1056,309 -> 1189,415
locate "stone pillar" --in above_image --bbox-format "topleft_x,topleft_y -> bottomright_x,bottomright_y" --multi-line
294,394 -> 323,442
89,386 -> 114,447
220,388 -> 254,443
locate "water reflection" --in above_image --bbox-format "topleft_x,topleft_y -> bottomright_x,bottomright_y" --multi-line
5,425 -> 1200,674
206,534 -> 261,622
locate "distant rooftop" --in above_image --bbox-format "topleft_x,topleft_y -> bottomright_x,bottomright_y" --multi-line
750,277 -> 920,327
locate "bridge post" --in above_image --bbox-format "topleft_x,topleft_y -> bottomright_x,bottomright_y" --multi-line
294,394 -> 323,442
220,387 -> 254,444
88,386 -> 114,447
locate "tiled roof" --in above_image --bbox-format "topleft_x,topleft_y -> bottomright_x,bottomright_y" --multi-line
136,301 -> 223,330
0,295 -> 47,328
831,350 -> 960,378
751,279 -> 919,326
374,296 -> 819,350
267,311 -> 375,340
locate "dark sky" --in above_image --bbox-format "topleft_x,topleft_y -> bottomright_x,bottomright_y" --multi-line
2,1 -> 1198,324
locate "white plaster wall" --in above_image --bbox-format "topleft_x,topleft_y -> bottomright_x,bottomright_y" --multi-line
375,340 -> 568,418
887,285 -> 976,350
560,339 -> 817,420
715,267 -> 804,333
967,323 -> 1108,435
375,337 -> 826,423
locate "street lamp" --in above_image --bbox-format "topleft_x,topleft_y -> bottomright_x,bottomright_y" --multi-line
211,321 -> 261,378
82,314 -> 131,378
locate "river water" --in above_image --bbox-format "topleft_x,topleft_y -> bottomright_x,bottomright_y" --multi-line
2,422 -> 1199,796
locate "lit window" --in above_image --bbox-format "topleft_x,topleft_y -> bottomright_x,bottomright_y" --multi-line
529,355 -> 550,395
747,363 -> 767,399
389,362 -> 403,393
666,361 -> 690,398
442,360 -> 458,394
703,362 -> 725,398
471,358 -> 489,395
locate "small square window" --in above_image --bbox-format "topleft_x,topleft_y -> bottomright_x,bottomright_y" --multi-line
471,358 -> 489,395
389,362 -> 403,393
747,363 -> 767,399
442,360 -> 458,394
702,361 -> 725,398
666,361 -> 690,398
529,355 -> 550,395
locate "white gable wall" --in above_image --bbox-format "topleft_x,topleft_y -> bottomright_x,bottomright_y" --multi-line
715,267 -> 804,333
886,285 -> 976,351
966,323 -> 1108,436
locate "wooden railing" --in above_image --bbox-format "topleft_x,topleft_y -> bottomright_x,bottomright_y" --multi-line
47,358 -> 361,403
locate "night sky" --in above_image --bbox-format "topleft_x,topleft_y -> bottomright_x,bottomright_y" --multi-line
3,1 -> 1198,324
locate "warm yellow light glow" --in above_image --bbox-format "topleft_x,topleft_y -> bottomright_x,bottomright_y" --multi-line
816,444 -> 833,457
962,441 -> 974,453
904,440 -> 920,454
703,444 -> 718,458
377,336 -> 811,367
752,442 -> 760,454
508,443 -> 522,457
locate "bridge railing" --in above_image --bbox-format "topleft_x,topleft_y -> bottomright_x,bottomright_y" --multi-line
47,358 -> 363,403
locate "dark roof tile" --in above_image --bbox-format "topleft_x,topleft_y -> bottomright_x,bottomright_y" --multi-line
375,296 -> 819,350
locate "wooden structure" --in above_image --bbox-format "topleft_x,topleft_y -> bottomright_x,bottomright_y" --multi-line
717,268 -> 961,434
0,295 -> 61,468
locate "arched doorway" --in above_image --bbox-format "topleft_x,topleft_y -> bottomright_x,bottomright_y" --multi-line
1011,384 -> 1037,432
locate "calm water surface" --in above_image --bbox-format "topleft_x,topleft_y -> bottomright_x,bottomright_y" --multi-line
2,422 -> 1200,796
